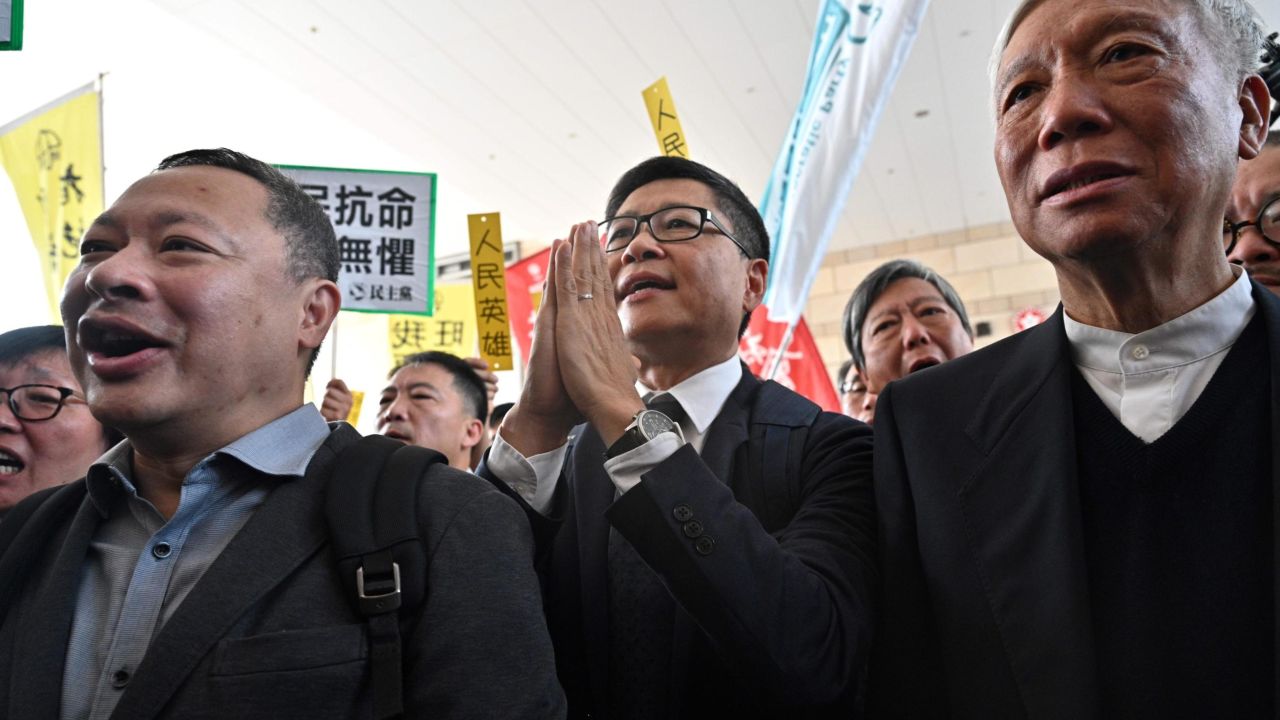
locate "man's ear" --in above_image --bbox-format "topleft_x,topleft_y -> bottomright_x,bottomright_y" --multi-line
742,258 -> 768,314
1238,74 -> 1271,160
461,417 -> 485,450
299,278 -> 341,354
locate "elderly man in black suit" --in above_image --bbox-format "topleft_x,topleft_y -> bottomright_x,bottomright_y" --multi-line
483,156 -> 876,719
869,0 -> 1275,717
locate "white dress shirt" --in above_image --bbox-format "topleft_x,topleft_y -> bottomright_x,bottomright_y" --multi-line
487,355 -> 743,514
1064,267 -> 1255,443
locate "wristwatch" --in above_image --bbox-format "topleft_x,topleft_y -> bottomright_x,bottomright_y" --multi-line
603,409 -> 680,460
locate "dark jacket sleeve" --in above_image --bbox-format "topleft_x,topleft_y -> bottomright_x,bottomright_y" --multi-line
405,475 -> 567,719
606,413 -> 876,706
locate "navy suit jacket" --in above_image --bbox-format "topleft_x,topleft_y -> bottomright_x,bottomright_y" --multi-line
0,424 -> 566,720
482,365 -> 876,719
869,282 -> 1280,719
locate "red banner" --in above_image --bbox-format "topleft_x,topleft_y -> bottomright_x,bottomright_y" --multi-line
738,310 -> 839,412
505,247 -> 552,364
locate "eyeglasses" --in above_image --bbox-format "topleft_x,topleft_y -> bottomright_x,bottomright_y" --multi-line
600,205 -> 749,256
838,378 -> 865,395
1223,196 -> 1280,256
0,384 -> 79,421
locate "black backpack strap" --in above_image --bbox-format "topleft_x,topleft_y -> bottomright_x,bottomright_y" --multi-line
0,482 -> 88,622
325,435 -> 446,720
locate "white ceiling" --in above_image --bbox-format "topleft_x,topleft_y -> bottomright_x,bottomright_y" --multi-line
145,0 -> 1040,252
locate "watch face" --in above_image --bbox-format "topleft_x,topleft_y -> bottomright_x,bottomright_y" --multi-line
638,410 -> 676,438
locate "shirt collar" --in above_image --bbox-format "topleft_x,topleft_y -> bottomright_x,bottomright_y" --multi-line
85,404 -> 332,517
1064,266 -> 1255,375
637,355 -> 743,435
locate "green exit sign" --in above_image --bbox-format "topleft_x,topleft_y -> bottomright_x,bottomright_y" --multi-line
0,0 -> 23,51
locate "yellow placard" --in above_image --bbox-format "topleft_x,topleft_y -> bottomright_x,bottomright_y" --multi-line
467,213 -> 513,371
345,390 -> 364,426
0,84 -> 104,322
387,283 -> 477,367
643,77 -> 690,159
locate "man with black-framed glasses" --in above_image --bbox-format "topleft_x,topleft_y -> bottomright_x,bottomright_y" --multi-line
1227,133 -> 1280,294
481,156 -> 875,719
0,325 -> 118,517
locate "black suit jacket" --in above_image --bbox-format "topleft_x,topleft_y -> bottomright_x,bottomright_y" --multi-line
481,365 -> 876,719
0,424 -> 566,720
869,282 -> 1280,719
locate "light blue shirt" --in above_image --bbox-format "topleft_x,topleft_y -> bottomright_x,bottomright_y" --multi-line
60,405 -> 333,720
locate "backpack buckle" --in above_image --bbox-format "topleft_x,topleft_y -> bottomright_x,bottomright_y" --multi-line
356,562 -> 402,615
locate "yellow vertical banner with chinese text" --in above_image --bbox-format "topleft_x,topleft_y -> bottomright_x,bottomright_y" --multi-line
386,284 -> 477,367
467,213 -> 513,371
643,77 -> 690,159
0,83 -> 104,321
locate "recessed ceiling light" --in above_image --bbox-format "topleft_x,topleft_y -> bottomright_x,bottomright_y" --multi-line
310,25 -> 319,33
914,109 -> 930,118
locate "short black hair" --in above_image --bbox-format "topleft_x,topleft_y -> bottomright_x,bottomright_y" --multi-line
0,325 -> 65,367
605,156 -> 770,336
0,325 -> 124,448
489,401 -> 513,429
842,259 -> 974,373
156,148 -> 339,375
836,358 -> 854,388
390,351 -> 487,423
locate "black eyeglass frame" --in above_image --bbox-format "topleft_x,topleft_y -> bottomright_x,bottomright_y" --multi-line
599,205 -> 750,256
0,384 -> 76,422
1223,195 -> 1280,256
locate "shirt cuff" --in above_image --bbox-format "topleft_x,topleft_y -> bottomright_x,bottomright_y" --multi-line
488,431 -> 568,516
602,431 -> 684,495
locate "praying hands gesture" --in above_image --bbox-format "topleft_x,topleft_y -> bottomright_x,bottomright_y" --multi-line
501,223 -> 644,456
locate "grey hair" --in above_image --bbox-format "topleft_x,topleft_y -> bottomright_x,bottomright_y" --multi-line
841,259 -> 974,373
988,0 -> 1268,104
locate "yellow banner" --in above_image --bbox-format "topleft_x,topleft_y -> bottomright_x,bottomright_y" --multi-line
0,84 -> 104,322
467,213 -> 513,371
386,283 -> 477,368
345,390 -> 365,426
643,77 -> 690,158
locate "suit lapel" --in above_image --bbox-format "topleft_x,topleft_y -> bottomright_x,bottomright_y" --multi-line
107,432 -> 348,720
696,367 -> 758,486
955,309 -> 1100,718
570,426 -> 617,714
11,492 -> 101,718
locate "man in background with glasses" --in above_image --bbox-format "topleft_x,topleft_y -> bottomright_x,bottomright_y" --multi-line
0,325 -> 119,517
482,156 -> 875,718
1227,133 -> 1280,293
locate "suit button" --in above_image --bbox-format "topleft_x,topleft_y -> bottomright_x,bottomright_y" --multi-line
111,668 -> 130,689
694,536 -> 715,556
682,520 -> 703,538
673,504 -> 693,522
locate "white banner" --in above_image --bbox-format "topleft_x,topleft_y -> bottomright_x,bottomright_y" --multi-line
279,165 -> 436,315
759,0 -> 930,324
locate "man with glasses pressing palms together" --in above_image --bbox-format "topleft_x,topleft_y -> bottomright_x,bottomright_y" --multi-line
482,156 -> 876,719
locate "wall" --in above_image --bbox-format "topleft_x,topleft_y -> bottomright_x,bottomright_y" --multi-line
805,220 -> 1062,379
